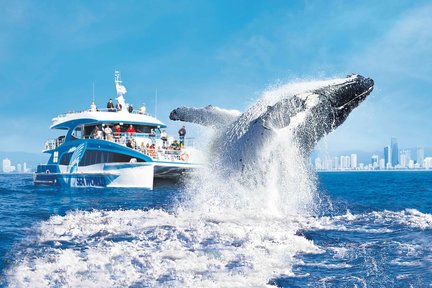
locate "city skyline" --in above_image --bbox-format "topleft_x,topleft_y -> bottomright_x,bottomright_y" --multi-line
313,137 -> 432,171
2,158 -> 31,173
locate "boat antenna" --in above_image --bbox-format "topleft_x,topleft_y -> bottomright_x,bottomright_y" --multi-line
92,81 -> 95,102
155,88 -> 158,118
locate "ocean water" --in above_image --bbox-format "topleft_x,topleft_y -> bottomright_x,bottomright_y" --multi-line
0,171 -> 431,287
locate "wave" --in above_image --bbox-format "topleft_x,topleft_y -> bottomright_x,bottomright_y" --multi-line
6,209 -> 321,287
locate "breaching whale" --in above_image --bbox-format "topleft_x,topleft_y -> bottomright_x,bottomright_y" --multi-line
170,74 -> 374,173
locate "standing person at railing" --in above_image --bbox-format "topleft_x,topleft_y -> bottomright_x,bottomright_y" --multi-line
107,99 -> 115,112
114,124 -> 121,142
178,126 -> 186,147
90,101 -> 97,112
104,125 -> 113,141
160,130 -> 168,148
149,128 -> 156,144
116,101 -> 122,111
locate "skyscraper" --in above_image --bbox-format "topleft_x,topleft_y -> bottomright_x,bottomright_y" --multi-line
399,150 -> 408,168
417,147 -> 425,167
384,145 -> 391,168
351,154 -> 358,169
2,158 -> 11,173
391,137 -> 399,167
334,156 -> 339,170
371,155 -> 379,169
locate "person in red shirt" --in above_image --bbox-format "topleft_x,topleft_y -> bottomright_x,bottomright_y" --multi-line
126,124 -> 136,137
114,124 -> 121,142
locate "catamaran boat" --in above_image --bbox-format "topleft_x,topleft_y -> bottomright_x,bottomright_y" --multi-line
34,71 -> 200,189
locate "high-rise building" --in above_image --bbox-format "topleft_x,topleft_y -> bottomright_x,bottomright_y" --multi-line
2,158 -> 11,173
408,160 -> 414,169
371,155 -> 379,169
17,163 -> 22,173
340,155 -> 351,169
417,147 -> 425,167
384,145 -> 391,168
334,156 -> 339,170
350,154 -> 358,169
379,158 -> 385,169
23,162 -> 28,173
399,150 -> 408,168
424,157 -> 432,169
391,137 -> 399,167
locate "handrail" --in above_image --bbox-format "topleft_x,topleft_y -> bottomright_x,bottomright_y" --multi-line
55,108 -> 151,119
43,134 -> 195,162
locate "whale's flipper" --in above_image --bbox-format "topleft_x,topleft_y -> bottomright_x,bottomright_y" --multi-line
169,105 -> 241,129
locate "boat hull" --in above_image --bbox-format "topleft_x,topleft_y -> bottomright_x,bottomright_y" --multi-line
33,162 -> 198,188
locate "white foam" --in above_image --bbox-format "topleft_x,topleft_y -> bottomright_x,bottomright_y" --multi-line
6,209 -> 321,287
298,209 -> 432,232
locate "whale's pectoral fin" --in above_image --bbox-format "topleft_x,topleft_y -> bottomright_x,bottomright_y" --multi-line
260,97 -> 305,130
169,105 -> 241,129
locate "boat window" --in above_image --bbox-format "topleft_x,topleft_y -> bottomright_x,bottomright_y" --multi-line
72,126 -> 83,139
60,150 -> 146,166
60,153 -> 72,165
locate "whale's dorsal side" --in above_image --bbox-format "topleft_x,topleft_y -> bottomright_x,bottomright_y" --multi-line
169,105 -> 241,129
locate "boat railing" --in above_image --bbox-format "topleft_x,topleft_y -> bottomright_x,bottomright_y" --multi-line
44,132 -> 195,161
55,108 -> 151,118
89,132 -> 194,147
44,137 -> 65,151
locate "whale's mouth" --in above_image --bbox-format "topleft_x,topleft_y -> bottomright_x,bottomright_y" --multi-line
329,76 -> 374,110
337,84 -> 374,110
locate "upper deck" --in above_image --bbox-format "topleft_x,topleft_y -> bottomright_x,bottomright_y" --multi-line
51,109 -> 166,130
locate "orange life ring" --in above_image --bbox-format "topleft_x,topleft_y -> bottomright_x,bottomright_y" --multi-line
180,152 -> 189,162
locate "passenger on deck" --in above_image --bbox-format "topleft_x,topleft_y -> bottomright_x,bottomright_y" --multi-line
160,130 -> 168,148
126,138 -> 136,149
107,99 -> 115,112
171,140 -> 180,150
178,126 -> 186,147
90,101 -> 97,112
128,104 -> 134,113
149,128 -> 156,144
126,124 -> 136,137
114,124 -> 121,142
104,125 -> 113,141
148,144 -> 156,158
139,142 -> 146,153
92,126 -> 103,139
116,101 -> 122,111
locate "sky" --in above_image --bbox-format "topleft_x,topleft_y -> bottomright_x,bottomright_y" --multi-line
0,0 -> 431,154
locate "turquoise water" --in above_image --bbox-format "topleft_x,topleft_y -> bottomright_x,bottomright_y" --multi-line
0,172 -> 431,287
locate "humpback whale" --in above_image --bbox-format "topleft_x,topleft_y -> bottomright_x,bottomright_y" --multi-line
170,74 -> 374,173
